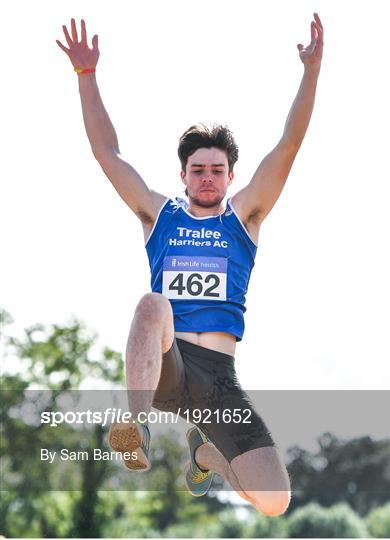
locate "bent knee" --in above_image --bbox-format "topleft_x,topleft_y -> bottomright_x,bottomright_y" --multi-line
135,293 -> 171,321
250,490 -> 291,517
134,293 -> 174,352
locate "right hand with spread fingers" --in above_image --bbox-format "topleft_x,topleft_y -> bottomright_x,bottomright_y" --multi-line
56,18 -> 99,73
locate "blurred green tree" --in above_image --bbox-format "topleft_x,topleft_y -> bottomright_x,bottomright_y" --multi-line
287,432 -> 390,515
366,503 -> 390,538
1,310 -> 124,537
288,502 -> 368,538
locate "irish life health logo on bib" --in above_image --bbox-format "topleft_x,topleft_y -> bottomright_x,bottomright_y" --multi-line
162,256 -> 227,301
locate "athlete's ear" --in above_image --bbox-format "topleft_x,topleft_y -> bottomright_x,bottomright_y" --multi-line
180,170 -> 186,182
228,171 -> 234,185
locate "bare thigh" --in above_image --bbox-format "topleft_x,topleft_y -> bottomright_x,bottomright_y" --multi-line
230,446 -> 290,491
230,446 -> 291,516
130,292 -> 175,354
125,293 -> 176,400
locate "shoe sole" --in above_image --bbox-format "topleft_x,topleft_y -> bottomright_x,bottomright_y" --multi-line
108,422 -> 150,471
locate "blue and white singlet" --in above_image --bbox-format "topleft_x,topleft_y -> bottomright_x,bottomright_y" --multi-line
145,197 -> 257,341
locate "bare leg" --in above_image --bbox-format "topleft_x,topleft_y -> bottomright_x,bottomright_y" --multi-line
230,447 -> 291,516
184,441 -> 257,506
125,293 -> 174,417
109,293 -> 174,469
190,443 -> 291,515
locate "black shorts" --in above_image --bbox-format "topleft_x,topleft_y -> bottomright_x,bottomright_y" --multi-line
152,338 -> 275,463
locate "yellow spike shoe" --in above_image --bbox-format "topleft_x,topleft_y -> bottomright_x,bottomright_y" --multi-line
185,426 -> 214,496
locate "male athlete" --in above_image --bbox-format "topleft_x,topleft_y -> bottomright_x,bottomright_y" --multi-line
57,13 -> 323,516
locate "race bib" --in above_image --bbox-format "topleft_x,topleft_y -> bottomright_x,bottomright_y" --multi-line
162,256 -> 227,301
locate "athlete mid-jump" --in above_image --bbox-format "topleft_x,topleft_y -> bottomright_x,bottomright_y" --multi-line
57,13 -> 323,516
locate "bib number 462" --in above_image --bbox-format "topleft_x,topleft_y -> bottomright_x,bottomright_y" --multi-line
169,273 -> 220,297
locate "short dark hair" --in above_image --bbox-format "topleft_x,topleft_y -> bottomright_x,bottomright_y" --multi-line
178,122 -> 239,177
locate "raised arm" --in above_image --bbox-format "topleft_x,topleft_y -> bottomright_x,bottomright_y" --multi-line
56,19 -> 166,226
232,13 -> 324,227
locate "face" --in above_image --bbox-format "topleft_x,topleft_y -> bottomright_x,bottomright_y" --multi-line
180,147 -> 234,208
